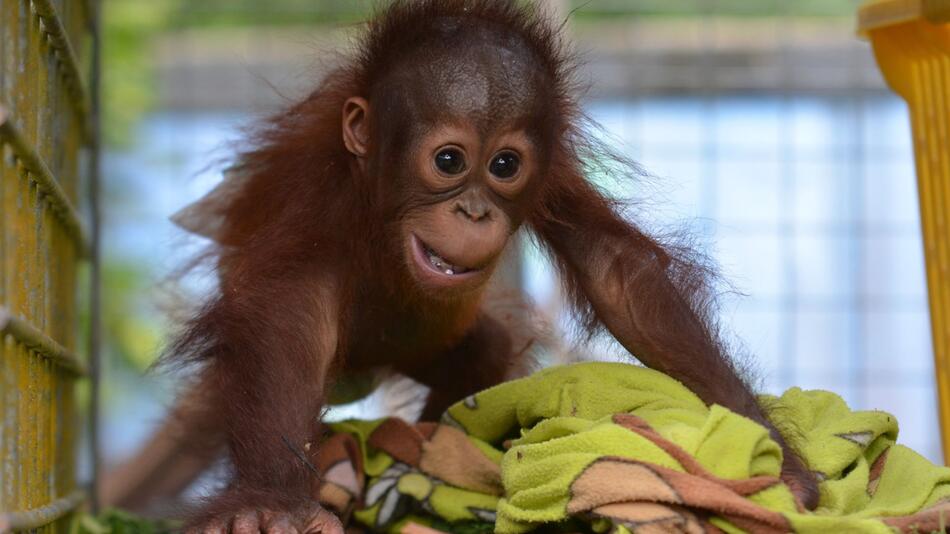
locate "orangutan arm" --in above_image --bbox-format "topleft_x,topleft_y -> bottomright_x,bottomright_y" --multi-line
531,175 -> 818,509
177,269 -> 344,532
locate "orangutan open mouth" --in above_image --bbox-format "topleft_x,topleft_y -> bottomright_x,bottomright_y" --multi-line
412,235 -> 476,277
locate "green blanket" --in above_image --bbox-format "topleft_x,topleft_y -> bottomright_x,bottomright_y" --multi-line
313,362 -> 950,533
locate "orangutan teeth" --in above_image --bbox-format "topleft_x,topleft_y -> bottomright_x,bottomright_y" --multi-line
424,245 -> 466,275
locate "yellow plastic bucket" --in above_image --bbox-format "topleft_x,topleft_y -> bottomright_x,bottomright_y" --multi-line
859,0 -> 950,464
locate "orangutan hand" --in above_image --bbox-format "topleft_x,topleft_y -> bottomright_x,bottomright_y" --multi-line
188,500 -> 344,534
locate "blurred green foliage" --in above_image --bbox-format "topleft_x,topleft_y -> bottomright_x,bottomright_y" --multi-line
167,0 -> 371,27
570,0 -> 858,18
156,0 -> 861,26
102,0 -> 858,145
100,262 -> 164,371
80,258 -> 163,376
70,508 -> 179,534
102,1 -> 175,147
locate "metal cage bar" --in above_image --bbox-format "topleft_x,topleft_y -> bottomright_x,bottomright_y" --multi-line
0,107 -> 89,255
0,0 -> 99,530
31,0 -> 91,125
0,489 -> 85,531
0,307 -> 88,377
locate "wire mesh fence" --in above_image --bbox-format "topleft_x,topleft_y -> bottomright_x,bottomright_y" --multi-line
0,0 -> 100,530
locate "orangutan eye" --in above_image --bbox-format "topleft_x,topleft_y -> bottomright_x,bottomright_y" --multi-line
489,151 -> 520,180
434,147 -> 467,175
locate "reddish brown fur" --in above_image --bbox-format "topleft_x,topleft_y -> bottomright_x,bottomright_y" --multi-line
159,1 -> 818,531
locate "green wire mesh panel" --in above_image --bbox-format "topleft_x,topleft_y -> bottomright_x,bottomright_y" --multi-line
0,0 -> 97,531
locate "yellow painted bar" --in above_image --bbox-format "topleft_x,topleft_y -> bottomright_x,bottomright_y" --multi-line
859,0 -> 950,464
0,0 -> 98,531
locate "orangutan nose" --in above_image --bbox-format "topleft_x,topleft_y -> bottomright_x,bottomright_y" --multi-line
455,198 -> 491,222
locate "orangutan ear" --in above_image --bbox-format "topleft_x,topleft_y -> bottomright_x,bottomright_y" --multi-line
342,97 -> 371,157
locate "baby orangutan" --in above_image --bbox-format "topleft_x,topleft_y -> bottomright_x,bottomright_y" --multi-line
112,1 -> 819,531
